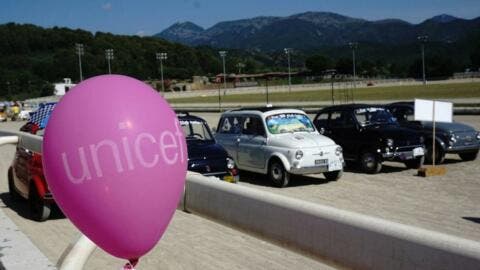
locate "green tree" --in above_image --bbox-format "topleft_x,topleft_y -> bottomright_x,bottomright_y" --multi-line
305,54 -> 333,75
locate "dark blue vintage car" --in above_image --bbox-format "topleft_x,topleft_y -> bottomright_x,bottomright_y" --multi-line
313,104 -> 425,174
177,112 -> 239,182
386,102 -> 480,164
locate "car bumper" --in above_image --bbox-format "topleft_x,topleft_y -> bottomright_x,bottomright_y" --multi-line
382,146 -> 425,161
445,144 -> 480,154
289,159 -> 344,174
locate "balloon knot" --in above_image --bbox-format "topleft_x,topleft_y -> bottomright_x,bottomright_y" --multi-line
123,258 -> 139,270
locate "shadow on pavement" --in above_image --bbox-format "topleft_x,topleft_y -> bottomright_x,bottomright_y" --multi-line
343,162 -> 407,174
0,192 -> 65,221
463,217 -> 480,224
238,170 -> 332,188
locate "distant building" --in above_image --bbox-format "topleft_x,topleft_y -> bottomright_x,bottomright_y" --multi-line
54,78 -> 76,96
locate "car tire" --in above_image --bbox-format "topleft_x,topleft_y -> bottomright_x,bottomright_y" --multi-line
268,159 -> 290,188
425,143 -> 445,164
459,150 -> 479,161
8,168 -> 21,201
323,170 -> 343,181
28,184 -> 51,222
404,156 -> 424,169
360,152 -> 382,174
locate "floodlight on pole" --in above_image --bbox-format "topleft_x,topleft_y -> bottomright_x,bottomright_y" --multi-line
284,48 -> 292,93
156,52 -> 168,92
105,49 -> 114,74
417,35 -> 428,85
219,51 -> 227,94
348,42 -> 358,102
75,44 -> 84,82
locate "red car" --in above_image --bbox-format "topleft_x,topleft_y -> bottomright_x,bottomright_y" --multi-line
8,103 -> 56,221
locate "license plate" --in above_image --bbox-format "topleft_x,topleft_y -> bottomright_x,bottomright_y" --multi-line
328,160 -> 343,171
315,159 -> 328,165
413,147 -> 424,157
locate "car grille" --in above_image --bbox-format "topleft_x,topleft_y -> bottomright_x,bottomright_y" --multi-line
451,131 -> 478,147
394,138 -> 422,151
189,158 -> 227,175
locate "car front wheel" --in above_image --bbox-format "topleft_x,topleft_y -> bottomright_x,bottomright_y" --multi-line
360,152 -> 382,174
28,184 -> 51,222
459,150 -> 479,161
268,159 -> 290,188
323,170 -> 342,181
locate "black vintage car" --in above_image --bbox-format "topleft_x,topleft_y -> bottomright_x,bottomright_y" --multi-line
386,102 -> 480,164
313,104 -> 425,173
177,112 -> 239,182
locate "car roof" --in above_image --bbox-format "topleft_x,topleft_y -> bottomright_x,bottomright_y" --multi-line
176,111 -> 207,122
223,107 -> 307,117
386,101 -> 414,107
318,103 -> 386,112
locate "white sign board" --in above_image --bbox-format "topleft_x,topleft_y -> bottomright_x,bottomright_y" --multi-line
414,99 -> 453,123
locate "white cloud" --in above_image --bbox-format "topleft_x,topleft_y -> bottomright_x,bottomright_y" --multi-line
136,30 -> 148,37
101,2 -> 112,11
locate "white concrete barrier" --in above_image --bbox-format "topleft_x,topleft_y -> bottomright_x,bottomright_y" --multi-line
181,173 -> 480,270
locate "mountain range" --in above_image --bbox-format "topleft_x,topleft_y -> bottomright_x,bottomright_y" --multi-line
154,12 -> 480,51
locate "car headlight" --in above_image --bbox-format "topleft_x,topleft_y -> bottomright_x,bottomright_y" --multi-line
226,157 -> 235,169
295,150 -> 303,160
335,146 -> 342,156
476,132 -> 480,140
449,134 -> 457,144
386,138 -> 394,147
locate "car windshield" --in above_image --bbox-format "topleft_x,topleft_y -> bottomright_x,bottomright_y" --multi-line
180,119 -> 214,141
354,107 -> 397,126
266,113 -> 315,134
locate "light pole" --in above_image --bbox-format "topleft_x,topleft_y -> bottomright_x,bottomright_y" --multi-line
417,35 -> 428,85
348,42 -> 358,102
219,51 -> 227,94
284,48 -> 292,93
75,44 -> 84,82
156,52 -> 168,92
325,69 -> 336,105
105,49 -> 114,74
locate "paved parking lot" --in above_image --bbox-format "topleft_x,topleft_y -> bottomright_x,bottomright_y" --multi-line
198,113 -> 480,242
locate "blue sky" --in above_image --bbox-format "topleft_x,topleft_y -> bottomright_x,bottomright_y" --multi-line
0,0 -> 478,36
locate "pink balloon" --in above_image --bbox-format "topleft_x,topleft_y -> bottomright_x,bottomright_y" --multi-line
42,75 -> 187,260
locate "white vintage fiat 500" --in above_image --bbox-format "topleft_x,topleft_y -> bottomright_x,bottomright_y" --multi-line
215,108 -> 344,187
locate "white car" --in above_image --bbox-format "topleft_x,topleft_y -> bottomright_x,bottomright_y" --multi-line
19,110 -> 32,121
215,108 -> 344,187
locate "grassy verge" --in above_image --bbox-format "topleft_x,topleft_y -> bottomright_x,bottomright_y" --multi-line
167,82 -> 480,104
